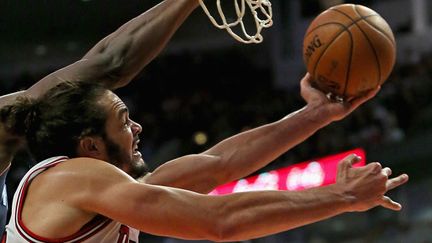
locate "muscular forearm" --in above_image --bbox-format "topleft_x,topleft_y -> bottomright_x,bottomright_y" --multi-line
134,183 -> 349,241
212,184 -> 349,241
204,105 -> 332,183
83,0 -> 200,89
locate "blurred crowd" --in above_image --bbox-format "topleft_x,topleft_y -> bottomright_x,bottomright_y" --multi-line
2,47 -> 432,242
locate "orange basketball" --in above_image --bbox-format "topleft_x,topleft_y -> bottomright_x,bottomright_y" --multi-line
303,4 -> 396,100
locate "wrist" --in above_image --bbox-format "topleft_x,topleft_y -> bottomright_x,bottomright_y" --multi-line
327,183 -> 356,213
300,105 -> 334,127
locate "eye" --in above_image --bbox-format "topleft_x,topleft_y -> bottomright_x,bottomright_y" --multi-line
124,118 -> 132,127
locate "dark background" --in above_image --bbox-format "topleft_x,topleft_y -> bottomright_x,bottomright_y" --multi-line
1,0 -> 432,242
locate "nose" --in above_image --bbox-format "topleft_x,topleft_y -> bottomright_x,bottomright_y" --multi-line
131,119 -> 142,135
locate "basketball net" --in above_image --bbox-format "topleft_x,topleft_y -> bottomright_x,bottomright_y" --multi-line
199,0 -> 273,44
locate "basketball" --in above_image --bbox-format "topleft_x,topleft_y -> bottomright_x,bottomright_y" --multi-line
303,4 -> 396,100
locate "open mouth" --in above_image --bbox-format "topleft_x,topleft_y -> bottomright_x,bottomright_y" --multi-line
133,150 -> 142,157
133,139 -> 141,157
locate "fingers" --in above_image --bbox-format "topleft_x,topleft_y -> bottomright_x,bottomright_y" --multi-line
300,73 -> 311,94
300,73 -> 313,89
386,174 -> 409,191
362,86 -> 381,101
380,196 -> 402,211
300,73 -> 316,98
361,162 -> 382,174
300,73 -> 329,102
348,86 -> 381,110
380,174 -> 408,211
344,158 -> 408,212
381,167 -> 392,177
380,173 -> 409,211
337,154 -> 361,178
355,86 -> 380,103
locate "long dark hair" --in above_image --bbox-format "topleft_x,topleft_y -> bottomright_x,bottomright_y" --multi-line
0,82 -> 108,162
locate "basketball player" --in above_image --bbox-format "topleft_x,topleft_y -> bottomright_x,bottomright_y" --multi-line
0,0 -> 409,241
0,0 -> 201,237
0,76 -> 408,242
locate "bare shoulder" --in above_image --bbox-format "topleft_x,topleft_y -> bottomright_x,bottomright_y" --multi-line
28,157 -> 137,207
39,157 -> 135,185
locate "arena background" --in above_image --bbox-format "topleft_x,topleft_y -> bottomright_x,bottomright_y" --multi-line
1,0 -> 432,242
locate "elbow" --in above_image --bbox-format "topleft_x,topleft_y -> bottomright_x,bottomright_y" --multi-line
98,39 -> 134,89
98,53 -> 130,89
105,51 -> 127,84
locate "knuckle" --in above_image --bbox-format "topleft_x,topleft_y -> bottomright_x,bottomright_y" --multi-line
374,162 -> 382,170
367,162 -> 382,174
388,169 -> 392,176
378,174 -> 388,183
381,170 -> 390,177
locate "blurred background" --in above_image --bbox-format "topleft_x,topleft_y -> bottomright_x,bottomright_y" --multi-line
1,0 -> 432,242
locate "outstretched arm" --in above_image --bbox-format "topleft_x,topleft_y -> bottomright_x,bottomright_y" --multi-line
65,156 -> 406,241
144,74 -> 380,193
145,104 -> 330,193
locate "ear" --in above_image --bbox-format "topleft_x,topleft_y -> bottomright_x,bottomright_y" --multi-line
78,136 -> 104,158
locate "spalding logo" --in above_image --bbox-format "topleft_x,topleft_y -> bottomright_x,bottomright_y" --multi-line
304,35 -> 324,64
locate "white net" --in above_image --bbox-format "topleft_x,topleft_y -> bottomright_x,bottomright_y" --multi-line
199,0 -> 273,44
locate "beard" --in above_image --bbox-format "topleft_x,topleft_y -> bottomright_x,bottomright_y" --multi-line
103,136 -> 149,179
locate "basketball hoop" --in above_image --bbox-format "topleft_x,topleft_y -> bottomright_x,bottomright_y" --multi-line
199,0 -> 273,44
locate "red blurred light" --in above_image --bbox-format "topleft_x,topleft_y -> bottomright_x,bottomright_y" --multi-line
210,148 -> 366,195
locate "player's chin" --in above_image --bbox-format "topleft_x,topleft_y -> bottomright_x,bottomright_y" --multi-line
132,151 -> 146,167
129,159 -> 149,179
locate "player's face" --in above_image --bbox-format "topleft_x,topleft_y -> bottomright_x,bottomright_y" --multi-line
99,91 -> 148,178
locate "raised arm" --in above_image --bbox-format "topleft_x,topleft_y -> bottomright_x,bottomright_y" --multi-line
80,0 -> 200,88
144,74 -> 380,193
0,0 -> 200,168
67,156 -> 407,241
25,0 -> 200,98
0,0 -> 200,105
